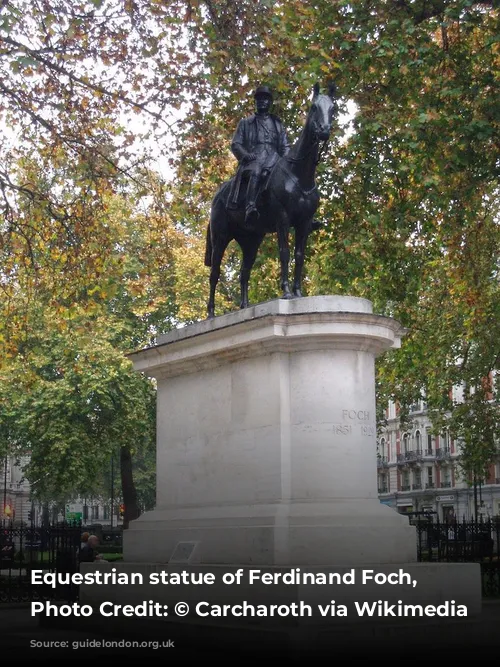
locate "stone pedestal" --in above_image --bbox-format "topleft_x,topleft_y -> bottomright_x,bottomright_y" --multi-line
69,296 -> 483,653
124,296 -> 415,566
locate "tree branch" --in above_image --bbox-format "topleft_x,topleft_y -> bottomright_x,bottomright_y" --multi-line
393,0 -> 496,23
0,34 -> 166,121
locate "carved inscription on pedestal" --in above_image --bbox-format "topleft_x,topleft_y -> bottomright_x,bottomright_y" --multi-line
332,409 -> 376,437
343,409 -> 370,421
333,424 -> 352,435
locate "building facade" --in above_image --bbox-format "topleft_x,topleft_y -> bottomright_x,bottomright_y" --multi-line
377,398 -> 500,520
1,455 -> 122,527
0,455 -> 31,524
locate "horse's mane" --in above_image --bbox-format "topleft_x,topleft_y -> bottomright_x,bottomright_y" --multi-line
285,102 -> 316,160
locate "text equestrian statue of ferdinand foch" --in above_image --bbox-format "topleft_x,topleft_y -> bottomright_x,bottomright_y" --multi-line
205,82 -> 338,319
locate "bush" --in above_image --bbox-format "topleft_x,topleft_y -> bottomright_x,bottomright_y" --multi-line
98,545 -> 122,554
101,553 -> 123,562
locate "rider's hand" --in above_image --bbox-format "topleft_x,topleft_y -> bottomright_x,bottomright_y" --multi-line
244,153 -> 257,163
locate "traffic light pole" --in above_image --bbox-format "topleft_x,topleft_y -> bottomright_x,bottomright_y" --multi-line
110,454 -> 114,529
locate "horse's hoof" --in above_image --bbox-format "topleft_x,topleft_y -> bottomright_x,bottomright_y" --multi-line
281,292 -> 293,300
293,291 -> 303,298
240,303 -> 249,310
207,311 -> 215,320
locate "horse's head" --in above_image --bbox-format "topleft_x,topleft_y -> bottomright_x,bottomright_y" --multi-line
309,82 -> 337,142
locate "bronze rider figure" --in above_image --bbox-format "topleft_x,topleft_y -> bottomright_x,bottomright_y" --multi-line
229,85 -> 290,225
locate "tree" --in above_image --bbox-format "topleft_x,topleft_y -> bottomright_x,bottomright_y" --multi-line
168,0 -> 499,470
0,3 -> 203,519
0,304 -> 156,518
1,1 -> 498,514
0,170 -> 205,524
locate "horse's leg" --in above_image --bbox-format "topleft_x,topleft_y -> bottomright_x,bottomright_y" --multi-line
292,223 -> 310,297
239,234 -> 264,309
277,221 -> 293,299
207,238 -> 228,319
207,227 -> 231,319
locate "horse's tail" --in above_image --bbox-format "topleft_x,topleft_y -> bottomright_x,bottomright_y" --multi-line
204,222 -> 212,267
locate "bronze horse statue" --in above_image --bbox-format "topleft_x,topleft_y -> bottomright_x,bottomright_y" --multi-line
205,83 -> 337,319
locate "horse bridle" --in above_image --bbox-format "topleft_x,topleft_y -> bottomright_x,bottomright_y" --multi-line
285,105 -> 332,166
316,139 -> 330,164
285,139 -> 330,166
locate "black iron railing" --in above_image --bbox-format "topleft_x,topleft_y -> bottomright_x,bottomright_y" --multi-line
0,520 -> 82,603
436,447 -> 451,459
397,450 -> 423,463
413,516 -> 500,597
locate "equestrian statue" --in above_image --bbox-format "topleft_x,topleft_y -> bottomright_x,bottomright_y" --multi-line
205,82 -> 338,319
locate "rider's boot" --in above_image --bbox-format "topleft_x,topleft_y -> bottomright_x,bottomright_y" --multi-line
245,174 -> 260,226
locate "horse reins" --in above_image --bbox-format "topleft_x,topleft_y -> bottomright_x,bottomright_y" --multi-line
285,136 -> 330,166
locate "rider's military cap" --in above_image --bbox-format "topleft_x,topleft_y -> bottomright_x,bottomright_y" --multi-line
253,85 -> 273,100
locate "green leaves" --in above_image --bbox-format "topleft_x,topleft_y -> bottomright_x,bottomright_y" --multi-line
0,0 -> 498,501
169,0 -> 500,473
1,319 -> 157,499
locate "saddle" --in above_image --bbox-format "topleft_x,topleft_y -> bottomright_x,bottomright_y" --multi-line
227,159 -> 277,212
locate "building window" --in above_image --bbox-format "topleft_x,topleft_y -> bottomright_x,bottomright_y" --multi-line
413,469 -> 422,489
91,505 -> 99,521
442,505 -> 455,522
403,433 -> 409,454
426,429 -> 433,454
378,473 -> 388,493
426,467 -> 434,488
441,430 -> 449,449
415,430 -> 421,453
379,437 -> 386,459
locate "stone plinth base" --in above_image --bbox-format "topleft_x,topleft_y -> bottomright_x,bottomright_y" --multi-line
125,296 -> 416,566
123,500 -> 416,566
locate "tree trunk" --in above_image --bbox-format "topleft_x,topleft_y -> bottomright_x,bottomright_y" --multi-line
41,501 -> 50,550
120,445 -> 140,529
41,501 -> 50,526
473,474 -> 478,521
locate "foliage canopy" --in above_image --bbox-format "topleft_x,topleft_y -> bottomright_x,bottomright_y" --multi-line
0,0 -> 498,499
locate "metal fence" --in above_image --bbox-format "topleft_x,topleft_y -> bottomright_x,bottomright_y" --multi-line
3,515 -> 499,603
414,516 -> 500,597
0,521 -> 82,603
